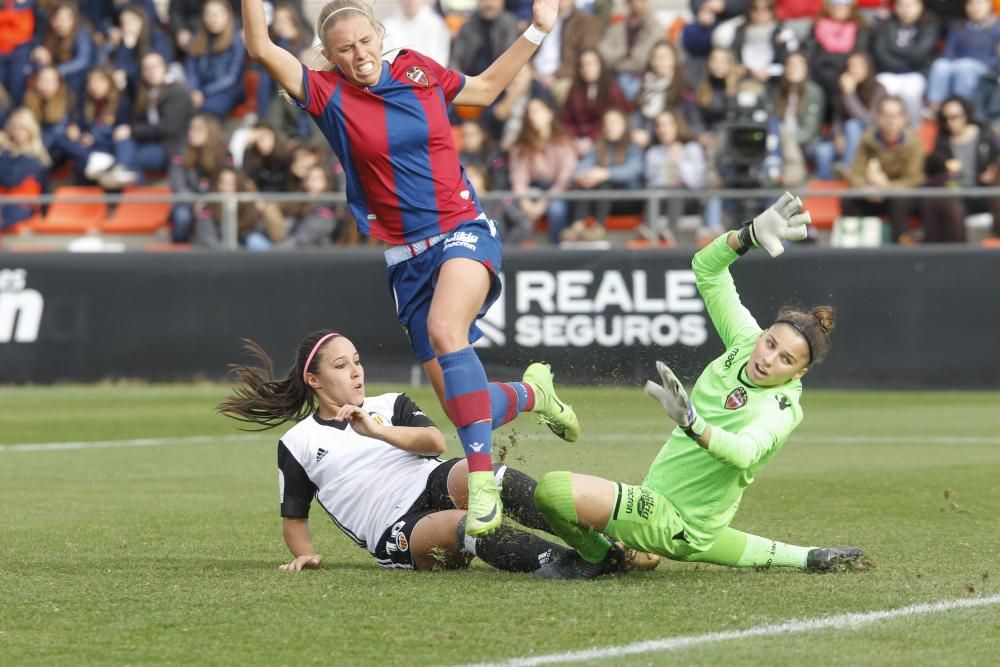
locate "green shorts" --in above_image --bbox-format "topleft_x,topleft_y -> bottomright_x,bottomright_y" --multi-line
604,483 -> 701,560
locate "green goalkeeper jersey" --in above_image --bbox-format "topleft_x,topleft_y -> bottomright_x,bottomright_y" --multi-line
644,234 -> 803,550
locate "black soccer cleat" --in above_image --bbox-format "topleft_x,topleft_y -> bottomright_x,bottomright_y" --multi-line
534,545 -> 625,580
806,547 -> 865,573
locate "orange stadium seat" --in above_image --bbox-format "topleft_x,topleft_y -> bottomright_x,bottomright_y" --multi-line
444,14 -> 467,36
230,69 -> 260,119
30,186 -> 106,234
918,119 -> 938,153
801,179 -> 848,230
981,237 -> 1000,248
100,186 -> 172,234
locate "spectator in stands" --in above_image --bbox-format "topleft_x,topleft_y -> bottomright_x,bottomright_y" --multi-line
774,51 -> 825,185
464,161 -> 535,245
808,0 -> 870,112
30,1 -> 97,98
843,95 -> 925,243
930,96 -> 999,218
0,0 -> 37,105
170,0 -> 205,52
277,164 -> 341,249
562,49 -> 629,157
243,121 -> 292,193
0,108 -> 50,231
480,62 -> 555,149
870,0 -> 938,129
508,97 -> 578,245
257,2 -> 313,122
264,50 -> 322,143
457,120 -> 506,187
642,109 -> 711,244
23,65 -> 72,162
53,66 -> 136,187
926,0 -> 1000,112
382,0 -> 451,67
565,108 -> 643,241
106,4 -> 174,103
82,0 -> 161,38
814,52 -> 885,180
112,52 -> 194,185
695,46 -> 739,136
450,0 -> 520,77
185,0 -> 246,118
731,0 -> 797,84
0,83 -> 10,128
633,41 -> 699,147
532,0 -> 601,103
692,0 -> 752,50
776,0 -> 823,41
169,112 -> 230,242
598,0 -> 664,104
194,166 -> 280,250
681,0 -> 722,86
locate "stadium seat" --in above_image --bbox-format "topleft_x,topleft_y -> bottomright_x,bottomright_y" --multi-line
605,214 -> 643,231
444,14 -> 467,36
918,120 -> 938,153
981,237 -> 1000,248
145,242 -> 192,251
30,186 -> 106,234
230,69 -> 260,119
100,186 -> 171,234
801,180 -> 848,230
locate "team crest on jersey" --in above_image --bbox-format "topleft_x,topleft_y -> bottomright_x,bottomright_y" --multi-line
725,387 -> 748,410
389,520 -> 409,553
367,412 -> 386,425
406,66 -> 430,87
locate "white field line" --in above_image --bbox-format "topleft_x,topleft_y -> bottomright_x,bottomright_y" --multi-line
0,433 -> 271,453
447,595 -> 1000,667
3,432 -> 998,454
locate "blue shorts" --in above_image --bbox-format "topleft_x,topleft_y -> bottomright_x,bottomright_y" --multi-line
386,218 -> 504,363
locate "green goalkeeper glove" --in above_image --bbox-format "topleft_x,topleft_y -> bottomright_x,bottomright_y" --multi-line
643,361 -> 706,441
738,191 -> 812,257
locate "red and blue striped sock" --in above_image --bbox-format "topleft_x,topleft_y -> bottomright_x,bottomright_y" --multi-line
439,346 -> 493,473
487,382 -> 537,429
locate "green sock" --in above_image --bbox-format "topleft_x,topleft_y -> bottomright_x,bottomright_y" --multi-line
534,471 -> 612,563
682,528 -> 811,569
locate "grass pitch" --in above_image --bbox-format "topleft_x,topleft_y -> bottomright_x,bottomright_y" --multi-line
1,385 -> 998,666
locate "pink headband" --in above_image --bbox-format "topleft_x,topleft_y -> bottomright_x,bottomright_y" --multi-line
302,332 -> 341,385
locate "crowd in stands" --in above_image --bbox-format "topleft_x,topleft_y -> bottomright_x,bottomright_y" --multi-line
2,0 -> 1000,247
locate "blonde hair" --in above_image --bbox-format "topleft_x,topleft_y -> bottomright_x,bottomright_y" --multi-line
305,0 -> 382,72
4,108 -> 52,166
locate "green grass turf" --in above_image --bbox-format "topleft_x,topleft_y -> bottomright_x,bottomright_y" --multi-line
1,385 -> 998,665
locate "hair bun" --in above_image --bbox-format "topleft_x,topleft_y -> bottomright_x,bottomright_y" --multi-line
811,305 -> 836,335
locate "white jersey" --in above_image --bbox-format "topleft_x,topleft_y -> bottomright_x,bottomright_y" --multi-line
277,392 -> 442,554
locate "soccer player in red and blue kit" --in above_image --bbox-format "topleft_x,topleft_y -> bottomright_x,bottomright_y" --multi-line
241,0 -> 578,537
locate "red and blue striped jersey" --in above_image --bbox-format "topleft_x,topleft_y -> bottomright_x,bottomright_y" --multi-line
295,50 -> 483,245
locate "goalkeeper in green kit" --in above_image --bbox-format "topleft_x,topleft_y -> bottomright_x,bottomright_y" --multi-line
534,193 -> 864,579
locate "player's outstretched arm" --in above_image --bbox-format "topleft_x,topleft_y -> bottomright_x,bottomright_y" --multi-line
280,517 -> 323,571
453,0 -> 557,107
242,0 -> 306,104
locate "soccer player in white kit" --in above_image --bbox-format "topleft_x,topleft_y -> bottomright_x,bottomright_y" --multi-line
219,331 -> 660,573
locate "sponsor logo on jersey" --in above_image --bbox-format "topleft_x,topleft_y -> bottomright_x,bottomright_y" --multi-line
636,489 -> 654,519
776,395 -> 791,411
723,347 -> 740,370
0,268 -> 44,344
725,386 -> 748,410
406,66 -> 430,87
624,485 -> 635,515
316,448 -> 328,463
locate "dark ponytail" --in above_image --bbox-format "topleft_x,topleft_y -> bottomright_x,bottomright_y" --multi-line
774,305 -> 836,365
217,330 -> 340,429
